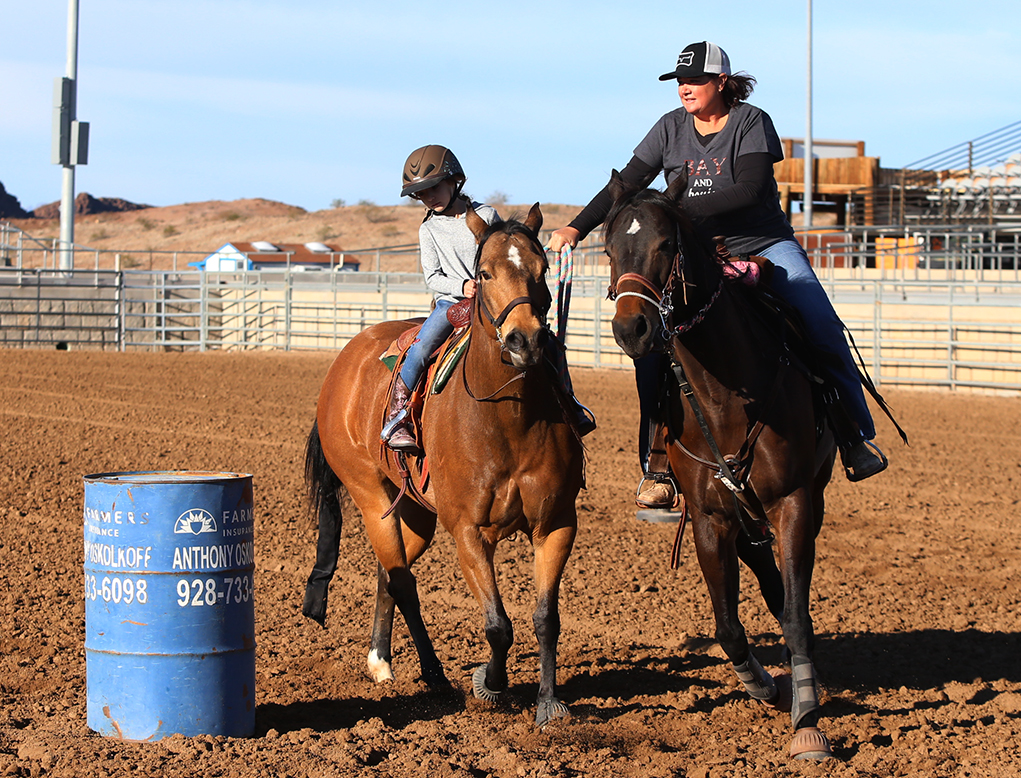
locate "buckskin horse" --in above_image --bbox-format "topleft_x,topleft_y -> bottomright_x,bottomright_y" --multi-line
302,204 -> 585,728
604,170 -> 839,760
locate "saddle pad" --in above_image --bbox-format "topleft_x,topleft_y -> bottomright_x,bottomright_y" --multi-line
430,324 -> 471,394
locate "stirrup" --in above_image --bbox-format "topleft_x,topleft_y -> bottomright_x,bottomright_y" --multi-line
380,408 -> 409,443
842,439 -> 888,482
635,473 -> 678,509
574,401 -> 597,436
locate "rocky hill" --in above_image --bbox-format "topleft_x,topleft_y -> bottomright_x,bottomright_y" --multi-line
31,192 -> 152,219
0,182 -> 30,219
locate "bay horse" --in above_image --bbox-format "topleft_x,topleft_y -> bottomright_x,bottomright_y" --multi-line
302,204 -> 585,728
604,171 -> 837,760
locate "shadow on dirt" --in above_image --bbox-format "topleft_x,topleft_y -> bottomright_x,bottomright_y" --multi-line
256,687 -> 466,735
818,628 -> 1021,689
262,629 -> 1020,735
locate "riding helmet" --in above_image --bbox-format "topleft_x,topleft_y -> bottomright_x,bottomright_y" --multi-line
401,145 -> 466,198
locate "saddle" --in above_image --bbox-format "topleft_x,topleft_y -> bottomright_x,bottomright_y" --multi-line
713,240 -> 906,447
375,299 -> 473,504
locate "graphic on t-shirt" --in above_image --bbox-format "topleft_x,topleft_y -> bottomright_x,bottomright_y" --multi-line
685,157 -> 727,198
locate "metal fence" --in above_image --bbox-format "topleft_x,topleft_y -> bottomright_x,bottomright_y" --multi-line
5,218 -> 1021,392
3,264 -> 1020,394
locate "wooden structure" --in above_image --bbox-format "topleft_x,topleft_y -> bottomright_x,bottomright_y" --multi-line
774,139 -> 880,226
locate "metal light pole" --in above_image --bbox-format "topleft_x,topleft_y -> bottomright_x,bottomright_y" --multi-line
53,0 -> 88,270
804,0 -> 814,229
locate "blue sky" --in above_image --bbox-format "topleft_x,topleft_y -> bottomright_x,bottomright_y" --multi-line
3,1 -> 1019,213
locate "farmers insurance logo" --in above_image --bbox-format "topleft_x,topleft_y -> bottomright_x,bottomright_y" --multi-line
174,508 -> 218,535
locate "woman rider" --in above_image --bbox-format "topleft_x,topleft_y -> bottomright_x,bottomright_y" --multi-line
547,41 -> 888,508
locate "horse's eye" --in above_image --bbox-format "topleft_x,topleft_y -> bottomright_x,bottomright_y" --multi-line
480,270 -> 493,281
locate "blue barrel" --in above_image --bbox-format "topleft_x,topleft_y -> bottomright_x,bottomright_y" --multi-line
83,471 -> 256,740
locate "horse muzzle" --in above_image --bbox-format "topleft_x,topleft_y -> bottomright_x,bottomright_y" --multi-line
501,322 -> 549,369
612,308 -> 660,360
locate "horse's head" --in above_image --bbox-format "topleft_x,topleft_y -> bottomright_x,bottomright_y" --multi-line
604,170 -> 690,359
466,203 -> 552,370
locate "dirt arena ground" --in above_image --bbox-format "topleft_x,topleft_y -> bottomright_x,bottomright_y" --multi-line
2,348 -> 1020,777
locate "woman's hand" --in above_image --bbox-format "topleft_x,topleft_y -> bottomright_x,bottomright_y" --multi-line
462,279 -> 477,298
546,227 -> 580,253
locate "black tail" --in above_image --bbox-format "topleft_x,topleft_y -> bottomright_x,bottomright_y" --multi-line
302,419 -> 344,627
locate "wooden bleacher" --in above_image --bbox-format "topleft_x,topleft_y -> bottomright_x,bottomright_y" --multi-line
774,139 -> 880,225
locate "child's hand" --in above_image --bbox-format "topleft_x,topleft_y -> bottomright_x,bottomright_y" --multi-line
462,279 -> 477,298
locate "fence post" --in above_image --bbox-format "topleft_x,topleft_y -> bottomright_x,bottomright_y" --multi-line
872,281 -> 881,386
117,271 -> 126,351
947,285 -> 955,389
200,270 -> 208,352
285,270 -> 292,352
159,271 -> 166,348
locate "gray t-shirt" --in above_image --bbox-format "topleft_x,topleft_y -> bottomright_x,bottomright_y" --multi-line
419,202 -> 499,302
634,102 -> 794,255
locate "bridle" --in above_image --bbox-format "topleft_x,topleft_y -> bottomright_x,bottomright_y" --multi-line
475,283 -> 539,350
462,233 -> 552,401
606,226 -> 722,341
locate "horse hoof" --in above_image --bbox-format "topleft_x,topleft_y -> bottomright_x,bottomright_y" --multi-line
471,665 -> 502,702
535,698 -> 570,729
366,650 -> 394,684
789,727 -> 833,760
761,672 -> 792,713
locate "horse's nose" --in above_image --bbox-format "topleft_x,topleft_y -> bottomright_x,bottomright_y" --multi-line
612,312 -> 655,359
504,325 -> 548,367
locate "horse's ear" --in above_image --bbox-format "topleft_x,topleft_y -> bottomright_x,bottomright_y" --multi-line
665,168 -> 689,204
465,203 -> 489,242
524,203 -> 543,234
608,169 -> 628,203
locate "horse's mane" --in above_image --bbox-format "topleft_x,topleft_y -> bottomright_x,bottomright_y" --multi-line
473,216 -> 547,273
605,186 -> 676,238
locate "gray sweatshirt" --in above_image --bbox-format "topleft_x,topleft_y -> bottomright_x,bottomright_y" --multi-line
419,201 -> 499,302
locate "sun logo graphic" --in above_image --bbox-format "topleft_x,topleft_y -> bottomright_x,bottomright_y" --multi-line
173,508 -> 218,536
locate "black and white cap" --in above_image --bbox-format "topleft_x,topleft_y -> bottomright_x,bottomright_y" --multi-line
658,41 -> 732,81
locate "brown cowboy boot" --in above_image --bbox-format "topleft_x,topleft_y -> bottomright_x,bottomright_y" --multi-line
636,422 -> 677,508
381,376 -> 418,451
636,476 -> 677,509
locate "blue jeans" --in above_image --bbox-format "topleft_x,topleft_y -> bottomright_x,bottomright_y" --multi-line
399,299 -> 454,389
757,238 -> 875,440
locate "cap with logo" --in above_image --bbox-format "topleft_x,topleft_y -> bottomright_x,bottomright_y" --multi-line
658,41 -> 732,81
